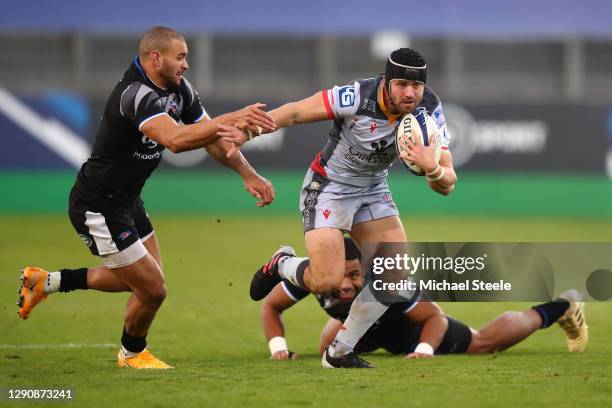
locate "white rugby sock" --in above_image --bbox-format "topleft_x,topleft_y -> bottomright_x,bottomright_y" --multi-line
278,256 -> 309,289
44,272 -> 61,294
329,285 -> 389,357
120,346 -> 142,358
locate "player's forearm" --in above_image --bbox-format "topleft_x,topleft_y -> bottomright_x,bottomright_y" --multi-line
167,117 -> 225,153
261,304 -> 286,340
268,92 -> 328,129
268,102 -> 303,128
205,139 -> 256,178
427,165 -> 457,196
418,315 -> 449,351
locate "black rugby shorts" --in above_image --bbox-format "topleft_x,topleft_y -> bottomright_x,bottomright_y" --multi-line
68,187 -> 154,257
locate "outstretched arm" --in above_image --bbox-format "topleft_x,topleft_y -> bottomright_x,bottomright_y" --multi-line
261,283 -> 300,360
268,91 -> 331,128
404,300 -> 448,359
219,91 -> 331,148
140,103 -> 276,153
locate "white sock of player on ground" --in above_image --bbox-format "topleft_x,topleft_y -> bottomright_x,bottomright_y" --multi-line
278,256 -> 308,288
329,284 -> 389,357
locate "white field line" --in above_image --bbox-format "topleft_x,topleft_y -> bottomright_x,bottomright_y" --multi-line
0,343 -> 116,349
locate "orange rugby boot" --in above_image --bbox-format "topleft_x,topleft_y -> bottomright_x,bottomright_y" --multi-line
17,267 -> 49,320
117,349 -> 174,369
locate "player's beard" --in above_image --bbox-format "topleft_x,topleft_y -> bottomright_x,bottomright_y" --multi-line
393,95 -> 420,115
160,63 -> 181,88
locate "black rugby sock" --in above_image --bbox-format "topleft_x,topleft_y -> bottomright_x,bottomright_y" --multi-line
531,299 -> 570,328
295,260 -> 309,290
58,268 -> 88,292
121,327 -> 147,354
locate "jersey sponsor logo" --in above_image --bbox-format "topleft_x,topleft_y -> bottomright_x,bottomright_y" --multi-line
370,140 -> 387,153
141,136 -> 158,149
345,145 -> 395,167
338,86 -> 356,108
133,150 -> 162,160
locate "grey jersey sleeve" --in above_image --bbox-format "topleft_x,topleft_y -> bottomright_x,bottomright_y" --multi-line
323,81 -> 362,119
119,82 -> 166,130
431,102 -> 451,150
180,78 -> 207,124
422,87 -> 451,150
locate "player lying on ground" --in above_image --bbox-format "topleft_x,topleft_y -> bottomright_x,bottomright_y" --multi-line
224,47 -> 456,368
257,238 -> 588,361
17,26 -> 276,369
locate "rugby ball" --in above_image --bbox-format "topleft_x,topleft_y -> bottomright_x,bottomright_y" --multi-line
395,110 -> 442,176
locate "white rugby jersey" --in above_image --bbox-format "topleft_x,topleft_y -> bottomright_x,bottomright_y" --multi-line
310,75 -> 450,187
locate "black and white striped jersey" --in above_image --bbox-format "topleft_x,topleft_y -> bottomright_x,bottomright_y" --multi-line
75,57 -> 206,205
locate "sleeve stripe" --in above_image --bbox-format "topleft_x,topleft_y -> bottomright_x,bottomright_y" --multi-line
402,294 -> 422,314
321,90 -> 335,120
119,87 -> 130,117
281,281 -> 300,303
138,112 -> 171,131
134,85 -> 155,116
184,78 -> 196,104
192,109 -> 207,123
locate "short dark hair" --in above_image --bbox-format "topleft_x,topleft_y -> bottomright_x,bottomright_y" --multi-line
139,26 -> 185,57
344,237 -> 361,261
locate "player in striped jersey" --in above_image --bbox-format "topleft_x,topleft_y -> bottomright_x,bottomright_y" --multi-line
17,26 -> 276,369
257,238 -> 588,361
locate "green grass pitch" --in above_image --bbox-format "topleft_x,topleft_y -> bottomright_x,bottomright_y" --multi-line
1,214 -> 611,407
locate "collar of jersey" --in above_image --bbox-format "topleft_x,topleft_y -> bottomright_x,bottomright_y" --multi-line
377,79 -> 401,124
133,57 -> 168,92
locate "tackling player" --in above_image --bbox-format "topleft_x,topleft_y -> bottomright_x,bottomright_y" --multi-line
17,26 -> 276,369
259,238 -> 588,361
223,48 -> 456,367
